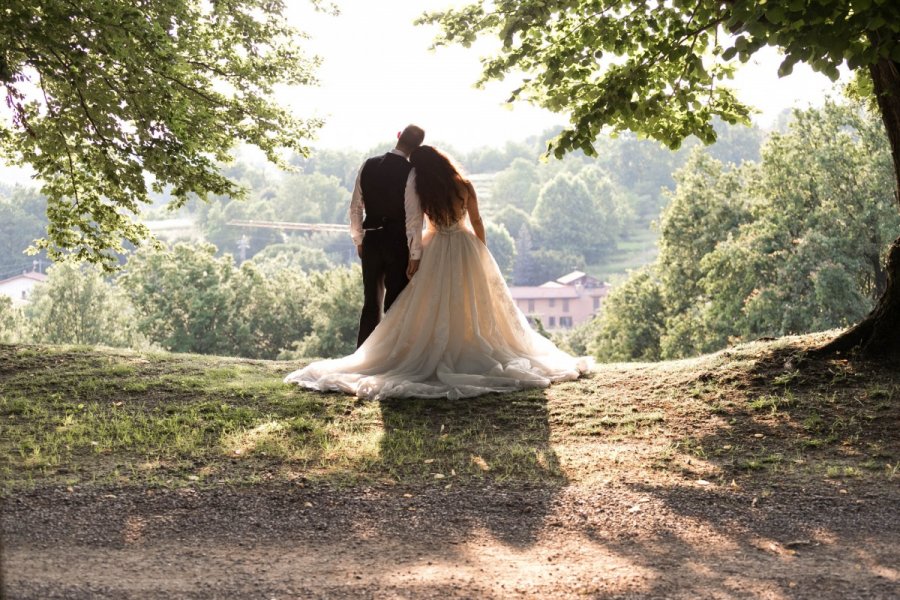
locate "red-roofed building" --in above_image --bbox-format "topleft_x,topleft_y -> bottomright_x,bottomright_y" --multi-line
0,270 -> 48,306
510,271 -> 609,330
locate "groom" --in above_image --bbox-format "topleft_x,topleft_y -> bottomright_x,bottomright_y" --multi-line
349,124 -> 426,347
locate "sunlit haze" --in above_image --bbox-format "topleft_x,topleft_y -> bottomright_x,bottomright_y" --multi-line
0,1 -> 844,186
287,1 -> 842,152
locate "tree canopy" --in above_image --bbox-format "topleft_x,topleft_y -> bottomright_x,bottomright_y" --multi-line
25,262 -> 142,347
422,0 -> 899,156
0,0 -> 323,266
590,102 -> 899,362
424,0 -> 900,357
121,242 -> 315,358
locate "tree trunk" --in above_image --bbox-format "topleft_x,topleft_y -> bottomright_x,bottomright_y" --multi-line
817,57 -> 900,358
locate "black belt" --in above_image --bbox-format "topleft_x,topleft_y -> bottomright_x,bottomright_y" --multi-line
364,220 -> 403,232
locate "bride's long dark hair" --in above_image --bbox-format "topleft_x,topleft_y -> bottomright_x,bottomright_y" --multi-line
410,145 -> 468,227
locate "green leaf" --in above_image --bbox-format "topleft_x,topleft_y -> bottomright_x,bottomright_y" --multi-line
765,7 -> 786,23
778,56 -> 796,77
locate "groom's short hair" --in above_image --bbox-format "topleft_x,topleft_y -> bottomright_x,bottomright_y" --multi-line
398,125 -> 425,149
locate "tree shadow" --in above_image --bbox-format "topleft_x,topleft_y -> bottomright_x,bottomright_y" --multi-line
374,388 -> 566,547
691,340 -> 900,482
576,478 -> 900,599
588,340 -> 900,598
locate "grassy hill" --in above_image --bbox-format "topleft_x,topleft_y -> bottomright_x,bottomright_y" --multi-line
589,227 -> 660,282
1,333 -> 897,491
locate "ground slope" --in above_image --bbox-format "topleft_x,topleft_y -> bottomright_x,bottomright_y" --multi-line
2,334 -> 898,598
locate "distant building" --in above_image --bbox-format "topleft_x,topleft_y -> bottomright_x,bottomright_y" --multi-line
510,271 -> 610,331
0,270 -> 48,306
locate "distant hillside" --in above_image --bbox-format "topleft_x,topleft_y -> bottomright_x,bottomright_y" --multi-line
470,170 -> 660,283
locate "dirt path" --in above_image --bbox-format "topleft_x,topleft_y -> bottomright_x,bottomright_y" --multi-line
3,479 -> 898,599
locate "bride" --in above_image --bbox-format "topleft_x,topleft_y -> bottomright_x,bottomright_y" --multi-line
284,145 -> 591,400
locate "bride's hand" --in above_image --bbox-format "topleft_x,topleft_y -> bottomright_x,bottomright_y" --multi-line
406,259 -> 420,279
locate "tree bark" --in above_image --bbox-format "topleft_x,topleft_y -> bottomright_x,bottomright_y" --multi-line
817,57 -> 900,358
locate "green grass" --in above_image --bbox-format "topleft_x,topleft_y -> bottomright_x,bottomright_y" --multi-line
588,228 -> 659,281
0,345 -> 567,488
748,391 -> 797,412
1,335 -> 898,491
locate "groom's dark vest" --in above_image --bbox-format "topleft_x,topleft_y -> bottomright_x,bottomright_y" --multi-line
360,152 -> 412,236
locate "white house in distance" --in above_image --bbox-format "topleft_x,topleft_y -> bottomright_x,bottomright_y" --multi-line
510,271 -> 610,331
0,270 -> 48,306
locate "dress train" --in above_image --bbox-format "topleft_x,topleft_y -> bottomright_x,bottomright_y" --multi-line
284,217 -> 591,400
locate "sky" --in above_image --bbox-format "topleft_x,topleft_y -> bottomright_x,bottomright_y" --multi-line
1,1 -> 844,184
285,1 -> 843,152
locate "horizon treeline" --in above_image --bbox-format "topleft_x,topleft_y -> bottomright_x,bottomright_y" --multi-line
1,98 -> 896,363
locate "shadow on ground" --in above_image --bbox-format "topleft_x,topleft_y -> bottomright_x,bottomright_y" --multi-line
376,390 -> 566,547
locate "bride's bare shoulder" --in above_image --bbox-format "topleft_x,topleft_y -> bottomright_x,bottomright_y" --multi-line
457,178 -> 476,200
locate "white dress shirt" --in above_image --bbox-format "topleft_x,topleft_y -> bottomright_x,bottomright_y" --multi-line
348,149 -> 424,260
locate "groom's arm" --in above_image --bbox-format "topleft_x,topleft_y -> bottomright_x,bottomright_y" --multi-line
404,169 -> 424,277
349,165 -> 365,258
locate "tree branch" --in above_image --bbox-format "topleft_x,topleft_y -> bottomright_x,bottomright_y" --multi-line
41,47 -> 116,151
37,70 -> 80,208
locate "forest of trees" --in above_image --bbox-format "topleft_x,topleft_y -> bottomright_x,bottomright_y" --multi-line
579,101 -> 899,361
182,116 -> 764,285
1,99 -> 896,362
426,0 -> 900,358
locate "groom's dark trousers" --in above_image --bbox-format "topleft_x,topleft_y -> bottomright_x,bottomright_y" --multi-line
356,152 -> 414,347
358,228 -> 409,347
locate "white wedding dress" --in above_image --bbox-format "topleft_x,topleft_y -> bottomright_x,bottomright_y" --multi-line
284,212 -> 592,400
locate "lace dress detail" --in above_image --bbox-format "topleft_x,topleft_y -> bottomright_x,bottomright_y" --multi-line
284,210 -> 592,400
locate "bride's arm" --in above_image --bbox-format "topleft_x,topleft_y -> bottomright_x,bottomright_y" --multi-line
465,181 -> 486,245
